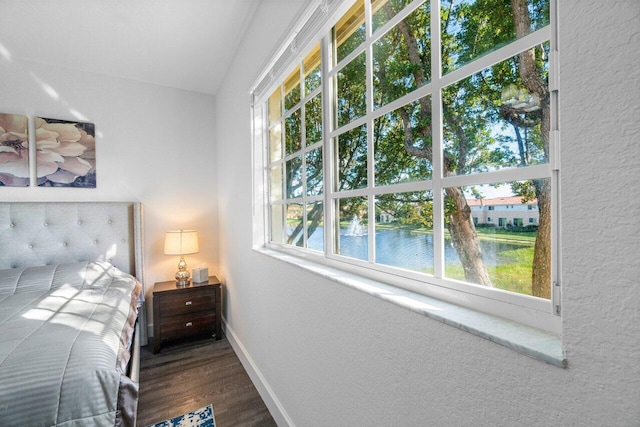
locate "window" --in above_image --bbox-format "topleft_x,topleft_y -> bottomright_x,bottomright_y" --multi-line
256,0 -> 559,332
268,43 -> 324,252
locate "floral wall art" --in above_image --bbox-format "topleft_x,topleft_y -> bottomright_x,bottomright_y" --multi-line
36,117 -> 96,187
0,113 -> 30,187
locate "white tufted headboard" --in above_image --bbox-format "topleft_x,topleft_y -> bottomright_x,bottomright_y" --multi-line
0,201 -> 149,352
0,202 -> 144,281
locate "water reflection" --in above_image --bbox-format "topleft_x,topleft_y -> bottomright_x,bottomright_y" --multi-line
310,226 -> 531,274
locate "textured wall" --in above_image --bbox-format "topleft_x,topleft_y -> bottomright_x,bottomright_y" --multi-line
559,0 -> 640,422
216,0 -> 640,425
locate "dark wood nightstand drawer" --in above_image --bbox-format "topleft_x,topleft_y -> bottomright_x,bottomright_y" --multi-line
160,312 -> 215,340
153,277 -> 222,353
159,291 -> 215,318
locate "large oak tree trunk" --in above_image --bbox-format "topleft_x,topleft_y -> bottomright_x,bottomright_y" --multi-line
532,178 -> 551,298
512,0 -> 552,298
394,8 -> 493,287
445,186 -> 493,286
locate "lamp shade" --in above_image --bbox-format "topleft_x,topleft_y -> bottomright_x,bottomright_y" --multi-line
164,230 -> 199,255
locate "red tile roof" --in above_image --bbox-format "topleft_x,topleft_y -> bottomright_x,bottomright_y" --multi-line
466,196 -> 537,206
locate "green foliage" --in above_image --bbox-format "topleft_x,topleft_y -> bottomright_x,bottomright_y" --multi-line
284,85 -> 300,111
305,147 -> 323,196
278,0 -> 552,291
446,245 -> 535,296
372,0 -> 415,33
285,156 -> 302,199
373,2 -> 431,108
285,109 -> 301,155
337,125 -> 368,190
337,52 -> 367,128
511,180 -> 537,202
374,99 -> 433,186
337,24 -> 366,63
332,0 -> 551,195
305,94 -> 322,144
339,197 -> 368,222
376,191 -> 434,228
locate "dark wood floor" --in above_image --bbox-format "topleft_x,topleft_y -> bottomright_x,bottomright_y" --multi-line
137,336 -> 277,427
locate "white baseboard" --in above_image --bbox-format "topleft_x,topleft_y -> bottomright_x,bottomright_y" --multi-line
222,317 -> 295,427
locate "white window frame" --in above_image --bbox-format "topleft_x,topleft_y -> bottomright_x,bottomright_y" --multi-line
251,0 -> 560,335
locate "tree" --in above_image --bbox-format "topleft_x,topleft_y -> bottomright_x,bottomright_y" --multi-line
374,0 -> 494,286
442,0 -> 551,297
510,0 -> 551,298
372,0 -> 551,294
280,0 -> 552,297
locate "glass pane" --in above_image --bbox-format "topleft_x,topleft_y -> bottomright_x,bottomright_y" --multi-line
306,147 -> 323,196
375,191 -> 434,273
306,201 -> 324,252
336,196 -> 368,261
371,0 -> 415,33
374,96 -> 433,186
336,52 -> 367,128
336,125 -> 367,191
442,44 -> 549,176
285,108 -> 302,155
373,2 -> 431,109
335,0 -> 366,63
269,123 -> 282,163
304,43 -> 322,96
270,204 -> 284,243
285,203 -> 304,247
444,178 -> 550,299
269,164 -> 283,201
268,87 -> 282,125
442,0 -> 550,74
284,66 -> 301,110
286,156 -> 303,199
305,93 -> 323,145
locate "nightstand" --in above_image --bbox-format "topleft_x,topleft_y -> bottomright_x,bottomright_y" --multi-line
152,276 -> 222,353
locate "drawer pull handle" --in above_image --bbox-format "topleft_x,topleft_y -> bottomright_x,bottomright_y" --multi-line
186,322 -> 193,327
185,301 -> 192,305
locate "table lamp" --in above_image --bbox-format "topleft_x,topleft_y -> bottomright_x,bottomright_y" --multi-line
164,230 -> 199,286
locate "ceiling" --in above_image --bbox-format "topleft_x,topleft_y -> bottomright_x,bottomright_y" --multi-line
0,0 -> 287,95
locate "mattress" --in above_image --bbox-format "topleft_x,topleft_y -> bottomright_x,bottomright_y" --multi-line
0,261 -> 142,427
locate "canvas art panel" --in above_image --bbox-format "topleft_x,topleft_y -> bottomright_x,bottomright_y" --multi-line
36,117 -> 96,187
0,113 -> 29,187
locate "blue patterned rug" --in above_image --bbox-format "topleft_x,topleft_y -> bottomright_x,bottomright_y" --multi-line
146,404 -> 216,427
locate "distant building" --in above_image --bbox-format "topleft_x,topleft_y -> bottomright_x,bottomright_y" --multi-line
467,196 -> 538,228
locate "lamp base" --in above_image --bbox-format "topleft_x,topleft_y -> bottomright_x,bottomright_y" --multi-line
175,256 -> 191,286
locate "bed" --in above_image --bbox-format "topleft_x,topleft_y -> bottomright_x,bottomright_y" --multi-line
0,202 -> 146,427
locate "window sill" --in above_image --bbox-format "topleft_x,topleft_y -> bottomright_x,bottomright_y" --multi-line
255,247 -> 566,368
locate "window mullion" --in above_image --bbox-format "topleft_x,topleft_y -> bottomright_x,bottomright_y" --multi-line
300,65 -> 308,248
365,0 -> 375,263
550,0 -> 561,316
321,33 -> 334,258
431,0 -> 444,279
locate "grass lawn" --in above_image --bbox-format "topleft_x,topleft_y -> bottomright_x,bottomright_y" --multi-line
306,221 -> 539,297
378,223 -> 537,296
445,245 -> 535,296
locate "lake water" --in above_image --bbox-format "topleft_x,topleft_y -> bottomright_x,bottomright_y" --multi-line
307,226 -> 529,273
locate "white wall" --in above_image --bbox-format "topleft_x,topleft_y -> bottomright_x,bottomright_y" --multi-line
0,58 -> 219,329
216,1 -> 639,426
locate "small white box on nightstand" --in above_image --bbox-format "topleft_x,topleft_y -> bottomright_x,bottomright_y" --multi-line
192,267 -> 209,283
